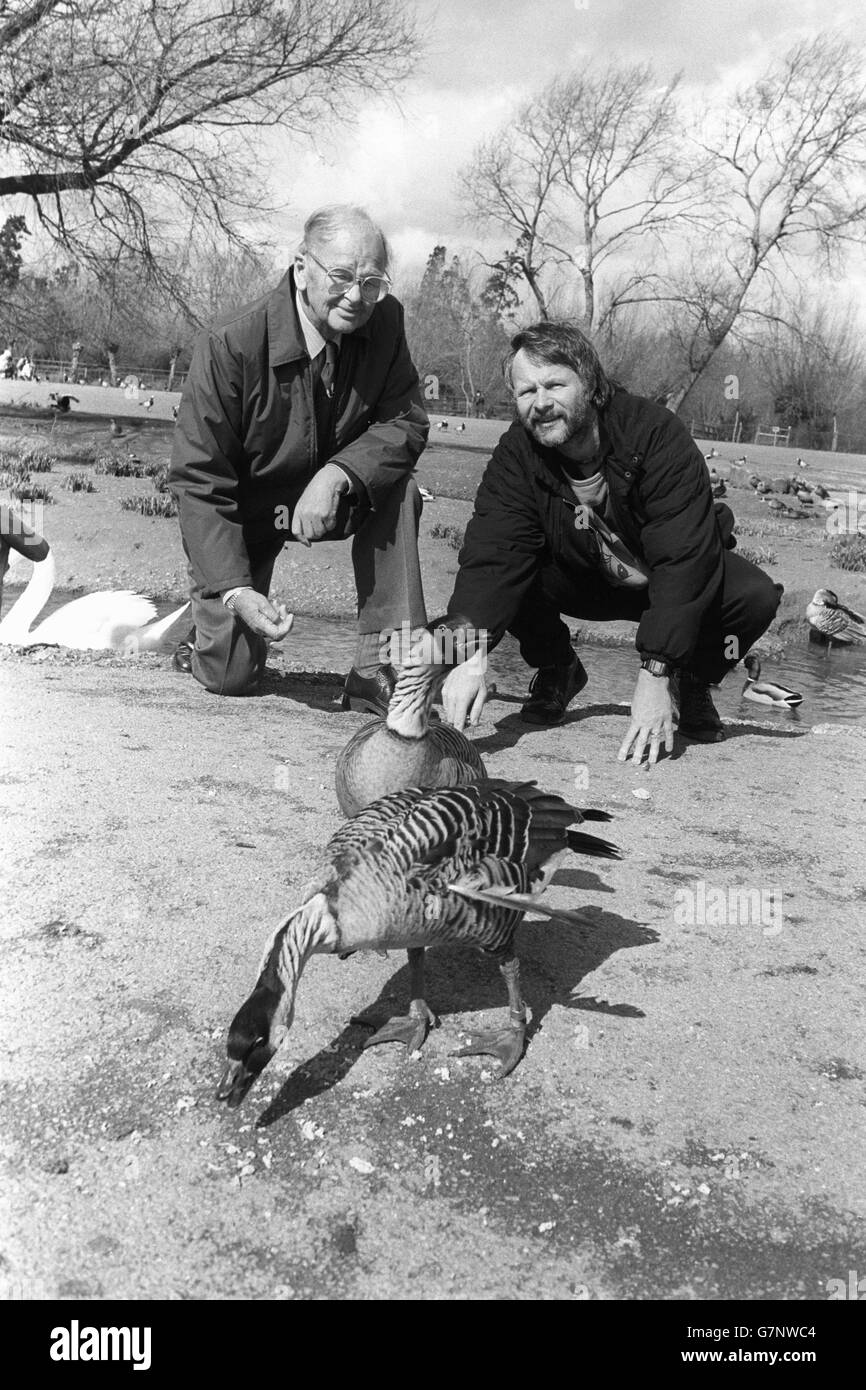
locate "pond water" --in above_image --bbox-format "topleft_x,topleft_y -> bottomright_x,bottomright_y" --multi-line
269,615 -> 866,728
3,587 -> 864,726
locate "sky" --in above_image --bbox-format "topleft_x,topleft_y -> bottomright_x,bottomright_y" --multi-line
267,0 -> 866,284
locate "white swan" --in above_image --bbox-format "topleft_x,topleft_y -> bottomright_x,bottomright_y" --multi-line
0,548 -> 190,652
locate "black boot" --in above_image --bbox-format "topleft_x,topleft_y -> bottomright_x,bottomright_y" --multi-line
520,652 -> 588,725
673,670 -> 725,742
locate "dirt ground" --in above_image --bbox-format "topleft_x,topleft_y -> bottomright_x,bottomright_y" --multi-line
1,401 -> 865,1301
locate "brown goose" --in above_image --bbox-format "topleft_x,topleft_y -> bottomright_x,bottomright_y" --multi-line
335,623 -> 487,817
217,780 -> 619,1107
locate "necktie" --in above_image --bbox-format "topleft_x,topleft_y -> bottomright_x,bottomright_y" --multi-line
312,340 -> 337,403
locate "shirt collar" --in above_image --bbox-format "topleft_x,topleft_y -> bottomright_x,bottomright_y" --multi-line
294,286 -> 342,360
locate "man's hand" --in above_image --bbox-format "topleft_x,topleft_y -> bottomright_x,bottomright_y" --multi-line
442,651 -> 488,730
291,463 -> 351,546
617,669 -> 676,767
228,588 -> 294,641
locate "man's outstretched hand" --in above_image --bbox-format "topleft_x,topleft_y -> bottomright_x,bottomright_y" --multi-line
617,669 -> 676,767
441,650 -> 489,730
291,463 -> 351,545
228,589 -> 294,641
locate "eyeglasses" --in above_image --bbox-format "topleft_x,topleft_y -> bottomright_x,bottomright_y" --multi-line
303,248 -> 392,304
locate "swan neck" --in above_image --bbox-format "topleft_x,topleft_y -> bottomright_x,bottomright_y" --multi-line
0,550 -> 55,639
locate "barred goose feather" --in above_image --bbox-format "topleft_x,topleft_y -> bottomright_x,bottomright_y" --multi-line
217,780 -> 619,1107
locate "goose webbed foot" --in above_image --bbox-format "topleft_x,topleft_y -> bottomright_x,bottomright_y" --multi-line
455,953 -> 527,1078
352,947 -> 438,1053
353,997 -> 440,1053
455,1022 -> 526,1078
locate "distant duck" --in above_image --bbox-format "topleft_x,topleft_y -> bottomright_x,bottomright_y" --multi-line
756,480 -> 772,494
418,485 -> 436,502
741,654 -> 803,707
216,779 -> 620,1106
109,418 -> 123,437
710,479 -> 726,497
0,547 -> 190,651
813,484 -> 830,500
749,474 -> 761,489
48,393 -> 79,413
335,622 -> 486,818
766,497 -> 785,511
456,422 -> 466,432
797,457 -> 807,469
704,448 -> 719,461
806,589 -> 866,645
143,396 -> 155,410
795,489 -> 813,504
171,404 -> 179,420
736,455 -> 750,466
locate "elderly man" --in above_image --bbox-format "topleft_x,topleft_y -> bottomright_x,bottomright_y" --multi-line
442,320 -> 780,765
170,204 -> 429,707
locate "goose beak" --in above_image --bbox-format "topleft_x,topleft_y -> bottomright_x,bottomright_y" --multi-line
215,1059 -> 258,1109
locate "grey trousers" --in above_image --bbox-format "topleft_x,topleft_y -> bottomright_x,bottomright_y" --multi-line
184,474 -> 426,696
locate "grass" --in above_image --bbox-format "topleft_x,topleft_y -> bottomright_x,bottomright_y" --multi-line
61,472 -> 96,493
18,446 -> 56,472
95,455 -> 154,478
119,493 -> 178,518
430,521 -> 464,550
736,545 -> 778,566
11,481 -> 54,504
828,533 -> 866,573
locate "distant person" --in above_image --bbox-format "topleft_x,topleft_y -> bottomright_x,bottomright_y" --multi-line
170,203 -> 429,705
0,346 -> 14,379
16,355 -> 36,381
441,320 -> 781,765
474,390 -> 486,418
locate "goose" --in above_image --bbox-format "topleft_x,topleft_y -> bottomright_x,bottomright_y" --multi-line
0,547 -> 190,651
335,623 -> 486,817
216,779 -> 620,1107
741,654 -> 802,707
805,589 -> 866,645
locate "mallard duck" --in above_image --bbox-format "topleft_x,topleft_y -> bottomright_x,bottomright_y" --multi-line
741,654 -> 802,706
0,545 -> 189,651
806,589 -> 866,644
335,623 -> 486,817
217,780 -> 620,1107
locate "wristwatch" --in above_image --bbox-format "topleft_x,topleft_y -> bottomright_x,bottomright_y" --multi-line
640,657 -> 672,678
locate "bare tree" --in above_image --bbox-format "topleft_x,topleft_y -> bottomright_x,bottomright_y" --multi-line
459,62 -> 699,329
752,294 -> 865,447
664,33 -> 866,414
0,0 -> 421,313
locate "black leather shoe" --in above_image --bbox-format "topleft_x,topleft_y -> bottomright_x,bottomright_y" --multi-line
520,652 -> 588,725
673,670 -> 725,742
173,640 -> 194,674
341,664 -> 397,716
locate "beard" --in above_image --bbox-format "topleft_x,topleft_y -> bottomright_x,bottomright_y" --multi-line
525,397 -> 595,450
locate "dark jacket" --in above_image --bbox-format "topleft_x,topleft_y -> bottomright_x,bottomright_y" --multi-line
447,389 -> 735,666
170,269 -> 429,595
